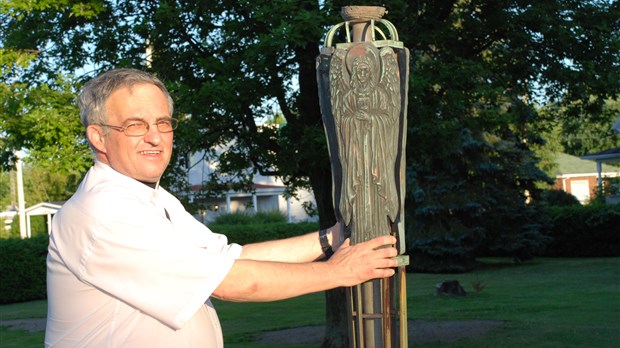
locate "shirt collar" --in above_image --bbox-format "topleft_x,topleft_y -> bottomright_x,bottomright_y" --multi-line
92,160 -> 161,198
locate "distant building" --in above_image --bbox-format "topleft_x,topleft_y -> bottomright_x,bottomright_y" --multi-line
552,153 -> 620,204
1,201 -> 63,238
0,209 -> 17,231
24,202 -> 63,237
186,152 -> 317,224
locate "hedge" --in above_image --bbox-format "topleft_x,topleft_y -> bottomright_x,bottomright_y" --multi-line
0,235 -> 49,304
208,221 -> 319,244
541,203 -> 620,257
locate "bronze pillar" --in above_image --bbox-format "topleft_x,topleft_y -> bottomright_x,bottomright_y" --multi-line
316,6 -> 410,348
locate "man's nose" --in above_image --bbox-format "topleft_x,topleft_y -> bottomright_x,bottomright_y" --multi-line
143,124 -> 163,144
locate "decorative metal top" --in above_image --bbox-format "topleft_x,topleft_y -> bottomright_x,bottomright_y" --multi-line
341,6 -> 387,21
322,6 -> 400,49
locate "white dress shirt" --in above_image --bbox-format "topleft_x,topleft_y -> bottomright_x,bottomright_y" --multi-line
45,161 -> 242,347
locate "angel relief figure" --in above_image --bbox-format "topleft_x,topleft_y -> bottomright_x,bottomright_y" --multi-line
330,43 -> 402,244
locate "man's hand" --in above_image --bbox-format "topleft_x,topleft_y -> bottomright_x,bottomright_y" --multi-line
327,235 -> 398,286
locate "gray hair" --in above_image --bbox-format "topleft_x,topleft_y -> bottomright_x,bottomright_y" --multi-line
78,68 -> 174,128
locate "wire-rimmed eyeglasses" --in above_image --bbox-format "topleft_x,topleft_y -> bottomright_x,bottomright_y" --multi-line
100,118 -> 178,137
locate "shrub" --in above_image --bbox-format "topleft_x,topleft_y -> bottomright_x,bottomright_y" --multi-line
541,203 -> 620,257
540,189 -> 581,207
208,221 -> 319,245
0,235 -> 49,304
6,215 -> 49,238
406,235 -> 479,273
212,211 -> 288,225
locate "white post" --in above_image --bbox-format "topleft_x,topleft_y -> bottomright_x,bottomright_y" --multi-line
16,155 -> 27,239
47,214 -> 53,234
596,160 -> 603,189
287,197 -> 292,223
252,194 -> 258,213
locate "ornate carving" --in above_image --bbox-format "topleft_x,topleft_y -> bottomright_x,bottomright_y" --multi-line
329,42 -> 401,244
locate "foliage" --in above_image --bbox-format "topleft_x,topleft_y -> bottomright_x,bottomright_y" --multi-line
539,189 -> 581,207
2,217 -> 20,239
0,73 -> 91,174
394,0 -> 619,269
0,169 -> 11,209
550,97 -> 620,156
0,235 -> 48,304
211,210 -> 288,225
0,2 -> 92,202
602,176 -> 620,196
541,203 -> 620,257
7,215 -> 48,239
408,234 -> 480,273
209,221 -> 319,245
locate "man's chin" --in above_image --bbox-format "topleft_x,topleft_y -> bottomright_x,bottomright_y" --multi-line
137,169 -> 165,184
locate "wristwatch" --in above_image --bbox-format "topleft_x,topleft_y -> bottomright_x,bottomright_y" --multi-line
319,228 -> 334,259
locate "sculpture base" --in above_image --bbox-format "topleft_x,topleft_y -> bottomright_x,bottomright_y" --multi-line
347,265 -> 408,347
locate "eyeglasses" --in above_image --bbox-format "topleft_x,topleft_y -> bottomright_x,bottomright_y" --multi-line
100,118 -> 178,137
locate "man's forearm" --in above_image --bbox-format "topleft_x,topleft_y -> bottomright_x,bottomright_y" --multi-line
212,259 -> 336,302
240,228 -> 335,263
214,235 -> 397,303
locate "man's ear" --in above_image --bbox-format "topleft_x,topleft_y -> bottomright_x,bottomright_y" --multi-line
86,125 -> 107,154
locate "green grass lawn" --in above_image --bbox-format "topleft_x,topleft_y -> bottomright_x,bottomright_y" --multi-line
1,257 -> 619,347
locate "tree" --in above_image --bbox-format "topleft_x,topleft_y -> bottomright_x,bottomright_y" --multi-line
0,1 -> 92,176
553,98 -> 620,155
0,39 -> 91,219
0,74 -> 91,171
381,0 -> 620,270
2,0 -> 348,344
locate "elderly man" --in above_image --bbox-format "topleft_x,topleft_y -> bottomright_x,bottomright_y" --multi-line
45,68 -> 397,347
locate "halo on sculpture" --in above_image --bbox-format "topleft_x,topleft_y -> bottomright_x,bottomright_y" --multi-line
345,43 -> 381,86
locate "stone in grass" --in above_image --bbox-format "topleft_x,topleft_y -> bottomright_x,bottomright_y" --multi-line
435,280 -> 467,296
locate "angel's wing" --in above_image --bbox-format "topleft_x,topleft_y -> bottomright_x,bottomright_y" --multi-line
329,48 -> 353,226
378,47 -> 403,223
379,47 -> 401,118
329,48 -> 348,130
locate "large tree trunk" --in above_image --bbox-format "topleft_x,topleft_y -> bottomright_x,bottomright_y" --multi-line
308,159 -> 349,348
323,287 -> 349,347
307,165 -> 348,347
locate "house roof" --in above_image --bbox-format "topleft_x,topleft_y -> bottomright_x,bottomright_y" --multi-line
581,147 -> 620,163
554,153 -> 619,176
25,202 -> 63,216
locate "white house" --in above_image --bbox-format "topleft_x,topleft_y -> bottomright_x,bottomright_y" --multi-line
186,151 -> 317,224
577,116 -> 620,203
553,153 -> 620,204
24,202 -> 63,237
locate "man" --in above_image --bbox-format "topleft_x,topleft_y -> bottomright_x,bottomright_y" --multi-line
45,68 -> 398,347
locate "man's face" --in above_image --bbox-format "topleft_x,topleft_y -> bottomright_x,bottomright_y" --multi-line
95,83 -> 173,183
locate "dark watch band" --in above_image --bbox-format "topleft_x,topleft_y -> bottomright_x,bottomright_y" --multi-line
319,228 -> 334,259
